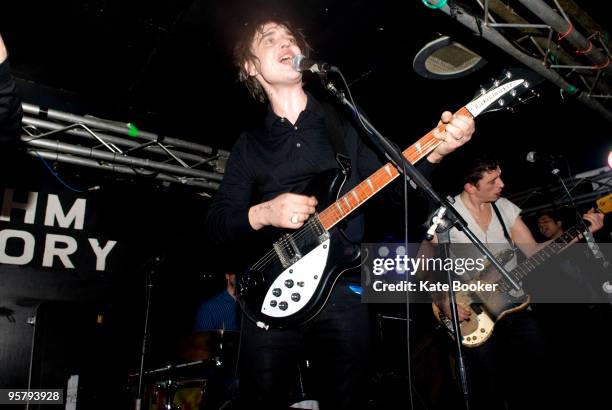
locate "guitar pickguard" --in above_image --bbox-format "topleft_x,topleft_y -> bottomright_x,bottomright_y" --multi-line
261,238 -> 330,318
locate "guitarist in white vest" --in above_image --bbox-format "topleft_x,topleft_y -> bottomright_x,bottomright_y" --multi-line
205,15 -> 476,410
430,157 -> 603,410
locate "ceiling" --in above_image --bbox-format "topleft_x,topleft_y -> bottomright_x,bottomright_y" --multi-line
2,0 -> 611,195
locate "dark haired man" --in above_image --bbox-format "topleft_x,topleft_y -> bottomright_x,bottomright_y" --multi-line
430,157 -> 603,410
537,211 -> 565,240
206,18 -> 475,409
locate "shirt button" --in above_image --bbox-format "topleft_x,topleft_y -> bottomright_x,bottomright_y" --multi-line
294,126 -> 298,130
296,142 -> 301,148
280,118 -> 285,123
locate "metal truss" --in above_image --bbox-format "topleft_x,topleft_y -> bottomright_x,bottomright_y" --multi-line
20,102 -> 229,192
428,0 -> 612,123
506,166 -> 612,216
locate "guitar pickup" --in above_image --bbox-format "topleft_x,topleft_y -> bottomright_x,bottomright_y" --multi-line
311,215 -> 329,243
273,234 -> 303,268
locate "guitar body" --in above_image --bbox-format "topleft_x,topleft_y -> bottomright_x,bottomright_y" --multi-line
237,169 -> 362,328
433,191 -> 612,347
432,249 -> 530,347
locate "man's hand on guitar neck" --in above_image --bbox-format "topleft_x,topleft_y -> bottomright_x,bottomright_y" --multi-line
583,208 -> 605,234
248,193 -> 318,230
427,111 -> 475,163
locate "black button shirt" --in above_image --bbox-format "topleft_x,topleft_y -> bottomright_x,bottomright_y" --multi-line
206,93 -> 435,244
0,60 -> 23,143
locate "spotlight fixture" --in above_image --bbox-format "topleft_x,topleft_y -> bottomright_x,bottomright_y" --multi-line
413,35 -> 486,80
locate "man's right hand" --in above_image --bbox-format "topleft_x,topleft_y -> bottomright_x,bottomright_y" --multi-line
437,300 -> 471,322
249,193 -> 317,230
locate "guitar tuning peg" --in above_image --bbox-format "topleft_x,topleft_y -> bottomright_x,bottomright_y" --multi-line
479,87 -> 487,95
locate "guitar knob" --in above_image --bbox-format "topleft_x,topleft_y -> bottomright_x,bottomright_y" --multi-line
291,293 -> 301,302
270,300 -> 277,307
284,279 -> 294,288
272,288 -> 282,297
279,301 -> 288,311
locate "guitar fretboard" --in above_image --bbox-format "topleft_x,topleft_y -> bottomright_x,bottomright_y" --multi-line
509,224 -> 585,283
318,106 -> 472,230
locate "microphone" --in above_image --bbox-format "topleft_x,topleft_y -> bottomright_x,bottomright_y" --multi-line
292,54 -> 336,74
526,151 -> 563,164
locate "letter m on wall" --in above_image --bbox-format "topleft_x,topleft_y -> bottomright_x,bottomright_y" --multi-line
44,195 -> 87,230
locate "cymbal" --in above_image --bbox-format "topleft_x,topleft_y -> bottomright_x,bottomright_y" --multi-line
128,360 -> 206,378
177,330 -> 239,361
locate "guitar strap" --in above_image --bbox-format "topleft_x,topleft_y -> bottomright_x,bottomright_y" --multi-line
492,202 -> 518,252
320,102 -> 352,176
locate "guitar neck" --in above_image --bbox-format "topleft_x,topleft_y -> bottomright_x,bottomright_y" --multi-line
510,222 -> 587,282
318,106 -> 472,231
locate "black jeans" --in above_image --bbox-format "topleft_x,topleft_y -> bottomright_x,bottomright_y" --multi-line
235,282 -> 371,410
465,309 -> 551,410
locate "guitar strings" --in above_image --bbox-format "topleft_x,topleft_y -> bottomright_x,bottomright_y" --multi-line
250,137 -> 441,272
495,225 -> 576,292
251,165 -> 409,270
250,168 -> 395,270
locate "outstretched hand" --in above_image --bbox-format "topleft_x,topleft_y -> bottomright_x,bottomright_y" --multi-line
0,34 -> 7,65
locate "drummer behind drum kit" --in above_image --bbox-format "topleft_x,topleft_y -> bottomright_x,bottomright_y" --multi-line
129,329 -> 239,410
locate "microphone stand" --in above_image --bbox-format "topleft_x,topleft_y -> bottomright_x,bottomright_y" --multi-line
427,205 -> 471,409
322,75 -> 519,410
551,167 -> 612,306
135,255 -> 165,410
321,77 -> 520,287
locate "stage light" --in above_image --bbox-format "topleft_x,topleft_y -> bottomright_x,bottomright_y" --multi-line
608,150 -> 612,168
413,35 -> 486,80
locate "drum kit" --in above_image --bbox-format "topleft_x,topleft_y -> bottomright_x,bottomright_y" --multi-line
129,329 -> 239,410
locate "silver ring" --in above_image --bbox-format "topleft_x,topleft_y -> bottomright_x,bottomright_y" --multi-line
291,214 -> 299,224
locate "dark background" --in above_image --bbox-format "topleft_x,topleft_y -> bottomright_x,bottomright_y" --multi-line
0,1 -> 611,408
1,0 -> 611,184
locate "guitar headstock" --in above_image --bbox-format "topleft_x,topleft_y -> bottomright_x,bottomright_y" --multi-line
465,68 -> 543,117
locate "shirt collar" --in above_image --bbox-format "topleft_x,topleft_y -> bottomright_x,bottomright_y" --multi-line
263,91 -> 325,132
